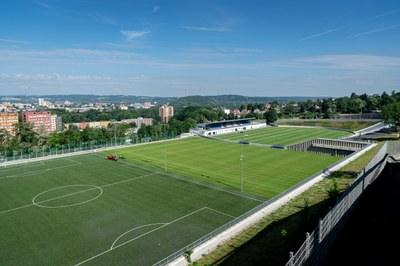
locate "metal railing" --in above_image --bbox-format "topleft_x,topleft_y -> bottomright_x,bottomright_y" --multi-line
285,141 -> 399,266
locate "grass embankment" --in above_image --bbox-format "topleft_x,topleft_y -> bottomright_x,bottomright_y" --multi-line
193,142 -> 384,266
277,120 -> 379,132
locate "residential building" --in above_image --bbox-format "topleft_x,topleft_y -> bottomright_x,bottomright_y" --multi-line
159,104 -> 174,123
120,118 -> 153,127
22,111 -> 52,133
0,112 -> 19,135
51,115 -> 62,132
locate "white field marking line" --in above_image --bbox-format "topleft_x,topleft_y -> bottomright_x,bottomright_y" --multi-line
0,172 -> 158,214
32,185 -> 103,209
1,158 -> 82,180
0,161 -> 45,173
204,207 -> 236,219
75,207 -> 210,266
0,203 -> 34,214
100,172 -> 158,188
110,155 -> 264,203
32,173 -> 156,208
110,223 -> 167,249
0,169 -> 51,180
65,157 -> 82,165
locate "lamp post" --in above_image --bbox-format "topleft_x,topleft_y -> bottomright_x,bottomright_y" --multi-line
240,132 -> 248,192
164,126 -> 167,172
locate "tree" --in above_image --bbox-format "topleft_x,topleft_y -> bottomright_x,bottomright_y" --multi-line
282,101 -> 298,116
13,122 -> 38,150
321,98 -> 336,118
382,102 -> 400,130
0,129 -> 13,152
264,107 -> 277,123
380,91 -> 393,106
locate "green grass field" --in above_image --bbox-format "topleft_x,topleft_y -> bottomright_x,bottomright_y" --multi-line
214,126 -> 352,146
0,155 -> 261,266
111,137 -> 340,198
0,126 -> 349,265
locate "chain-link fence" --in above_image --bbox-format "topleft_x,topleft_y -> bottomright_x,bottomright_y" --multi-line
0,133 -> 176,164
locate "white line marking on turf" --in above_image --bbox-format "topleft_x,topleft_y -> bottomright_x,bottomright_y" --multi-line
111,223 -> 167,250
0,169 -> 51,180
0,172 -> 158,214
0,161 -> 45,173
101,172 -> 158,188
0,203 -> 34,214
32,185 -> 103,209
205,207 -> 236,219
0,158 -> 81,181
75,207 -> 213,266
112,155 -> 264,203
65,157 -> 82,165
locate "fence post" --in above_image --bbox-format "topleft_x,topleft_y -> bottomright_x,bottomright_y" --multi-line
288,251 -> 294,266
305,232 -> 311,259
318,218 -> 323,243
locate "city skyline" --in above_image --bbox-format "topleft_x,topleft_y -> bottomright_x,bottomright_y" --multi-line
1,0 -> 399,97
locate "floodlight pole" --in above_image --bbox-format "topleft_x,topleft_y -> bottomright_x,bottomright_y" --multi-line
114,122 -> 117,146
240,155 -> 243,192
164,127 -> 167,172
240,132 -> 244,192
239,132 -> 248,192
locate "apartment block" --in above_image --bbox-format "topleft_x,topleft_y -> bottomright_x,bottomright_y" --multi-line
0,112 -> 19,135
22,111 -> 52,133
159,105 -> 174,123
51,115 -> 62,132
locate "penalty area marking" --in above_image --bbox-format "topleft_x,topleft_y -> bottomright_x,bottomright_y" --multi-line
110,223 -> 167,250
75,207 -> 237,265
0,169 -> 50,180
0,158 -> 81,181
32,184 -> 103,209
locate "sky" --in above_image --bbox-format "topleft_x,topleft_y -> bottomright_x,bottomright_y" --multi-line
0,0 -> 399,97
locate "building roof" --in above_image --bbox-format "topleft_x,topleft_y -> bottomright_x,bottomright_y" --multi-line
197,118 -> 255,128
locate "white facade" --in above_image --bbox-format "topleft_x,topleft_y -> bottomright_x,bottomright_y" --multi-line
191,122 -> 267,136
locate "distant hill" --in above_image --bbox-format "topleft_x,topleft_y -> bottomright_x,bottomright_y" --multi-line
170,95 -> 323,107
0,94 -> 324,106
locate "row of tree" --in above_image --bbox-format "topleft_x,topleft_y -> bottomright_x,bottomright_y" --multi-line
1,91 -> 399,154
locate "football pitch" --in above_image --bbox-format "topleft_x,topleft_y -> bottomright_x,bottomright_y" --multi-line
0,155 -> 262,265
0,127 -> 348,265
112,137 -> 340,198
214,126 -> 352,146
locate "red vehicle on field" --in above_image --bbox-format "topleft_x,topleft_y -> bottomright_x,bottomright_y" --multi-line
107,155 -> 118,161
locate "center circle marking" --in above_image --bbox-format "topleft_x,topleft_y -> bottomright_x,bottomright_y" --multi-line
32,184 -> 103,208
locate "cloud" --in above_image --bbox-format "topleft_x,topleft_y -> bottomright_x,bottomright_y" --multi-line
346,24 -> 400,39
152,6 -> 160,13
1,73 -> 111,81
299,8 -> 400,41
0,48 -> 140,60
184,26 -> 232,32
90,13 -> 117,25
290,54 -> 400,71
31,0 -> 51,9
120,30 -> 149,41
0,38 -> 31,45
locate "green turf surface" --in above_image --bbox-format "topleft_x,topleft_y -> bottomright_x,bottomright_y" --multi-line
0,155 -> 261,266
214,126 -> 352,146
112,136 -> 340,198
0,127 -> 346,265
